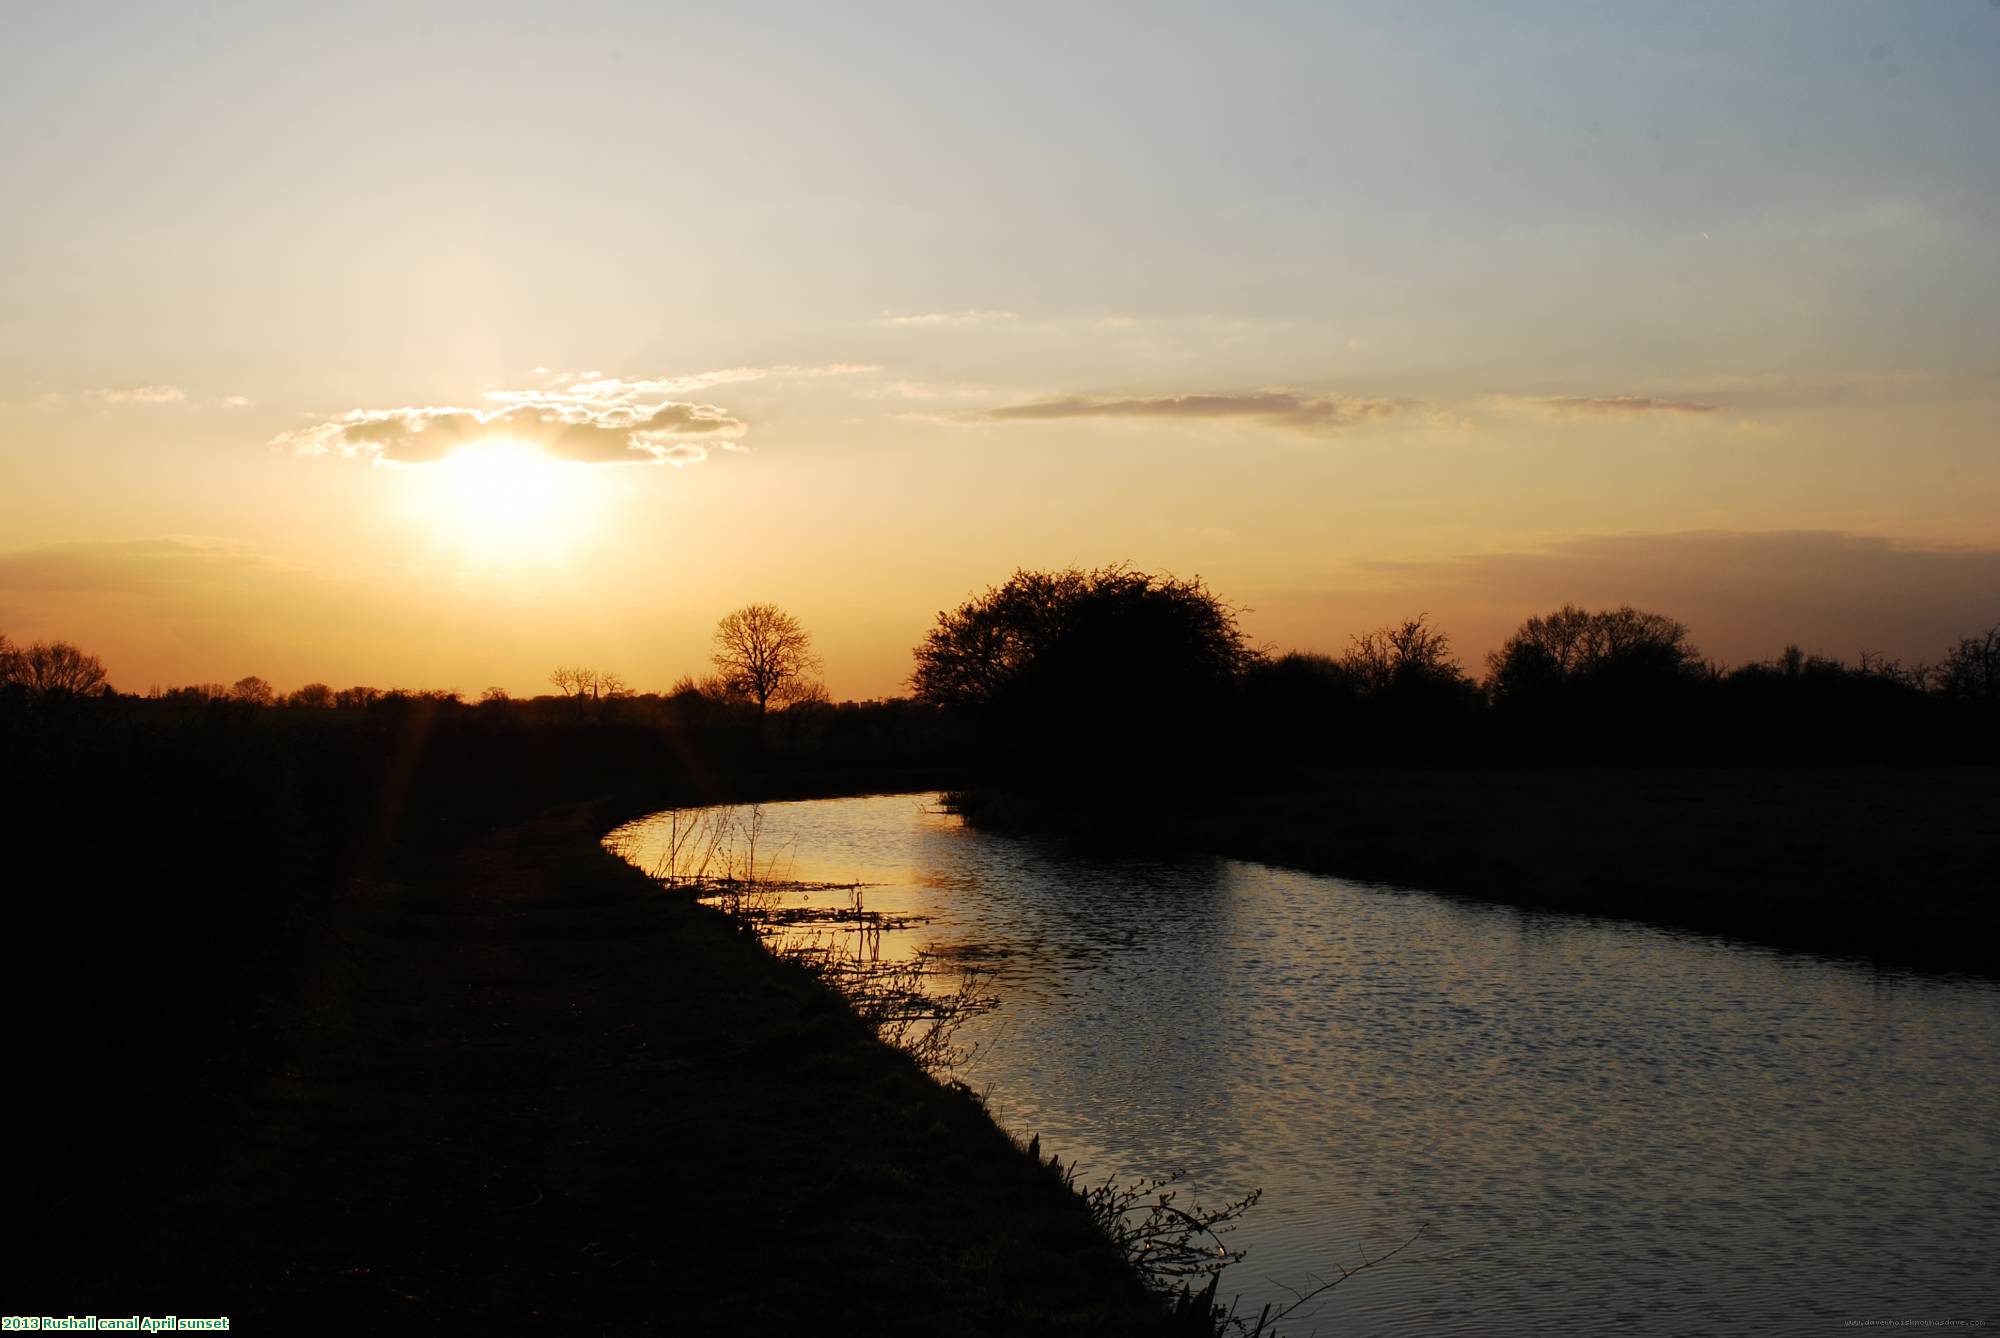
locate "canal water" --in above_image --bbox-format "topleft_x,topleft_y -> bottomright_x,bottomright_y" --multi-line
608,792 -> 2000,1334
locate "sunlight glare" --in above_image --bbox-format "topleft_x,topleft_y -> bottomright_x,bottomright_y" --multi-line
404,440 -> 597,564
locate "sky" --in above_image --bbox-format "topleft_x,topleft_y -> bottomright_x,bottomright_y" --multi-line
2,1 -> 1997,698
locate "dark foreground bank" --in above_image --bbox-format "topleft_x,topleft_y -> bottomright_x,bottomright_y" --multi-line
957,765 -> 2000,976
12,793 -> 1173,1336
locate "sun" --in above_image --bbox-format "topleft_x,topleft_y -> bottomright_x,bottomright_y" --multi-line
404,440 -> 596,562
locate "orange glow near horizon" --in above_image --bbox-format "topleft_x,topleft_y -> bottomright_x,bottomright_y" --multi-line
1,5 -> 1996,699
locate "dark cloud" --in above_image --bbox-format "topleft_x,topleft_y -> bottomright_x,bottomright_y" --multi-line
969,391 -> 1400,434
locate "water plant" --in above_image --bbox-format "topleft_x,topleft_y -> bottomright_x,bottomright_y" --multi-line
633,804 -> 996,1078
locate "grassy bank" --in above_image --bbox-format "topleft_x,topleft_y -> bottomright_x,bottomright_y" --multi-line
1,689 -> 965,1275
15,791 -> 1173,1334
957,765 -> 2000,976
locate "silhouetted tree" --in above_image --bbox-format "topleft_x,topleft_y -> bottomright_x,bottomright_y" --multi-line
286,682 -> 336,709
14,640 -> 109,697
1483,605 -> 1703,757
1242,616 -> 1481,762
1485,604 -> 1699,701
668,673 -> 739,702
712,603 -> 822,728
0,633 -> 20,687
914,568 -> 1251,709
1716,641 -> 1939,761
160,681 -> 229,703
549,665 -> 594,699
229,675 -> 275,705
912,568 -> 1089,714
1241,651 -> 1353,745
1934,624 -> 2000,702
912,566 -> 1253,786
548,665 -> 629,702
334,685 -> 381,709
1856,650 -> 1922,690
1339,614 -> 1467,694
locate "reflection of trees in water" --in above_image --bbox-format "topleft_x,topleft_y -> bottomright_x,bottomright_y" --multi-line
616,795 -> 1249,1180
904,812 -> 1245,1181
615,793 -> 2000,1331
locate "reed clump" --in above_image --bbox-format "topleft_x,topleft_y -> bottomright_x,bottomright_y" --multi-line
631,804 -> 996,1078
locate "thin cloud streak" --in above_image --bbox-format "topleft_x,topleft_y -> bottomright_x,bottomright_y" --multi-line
877,309 -> 1019,326
968,390 -> 1400,435
871,378 -> 993,401
1494,394 -> 1720,419
500,363 -> 878,402
90,384 -> 187,404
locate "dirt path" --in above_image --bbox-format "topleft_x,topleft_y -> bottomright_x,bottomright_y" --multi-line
137,799 -> 1165,1335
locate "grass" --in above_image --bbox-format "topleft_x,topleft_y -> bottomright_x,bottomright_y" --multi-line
14,791 -> 1173,1335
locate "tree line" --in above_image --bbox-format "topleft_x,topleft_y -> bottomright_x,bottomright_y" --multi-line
908,566 -> 2000,782
0,603 -> 830,719
5,564 -> 1990,1156
8,575 -> 1997,772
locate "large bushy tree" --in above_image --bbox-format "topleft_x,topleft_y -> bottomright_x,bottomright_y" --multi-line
1481,604 -> 1705,756
1485,604 -> 1700,701
912,566 -> 1253,784
287,682 -> 336,709
229,675 -> 276,706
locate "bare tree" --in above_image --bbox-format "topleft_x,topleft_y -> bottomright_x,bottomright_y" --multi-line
712,603 -> 823,727
0,633 -> 20,686
1934,623 -> 2000,702
14,640 -> 109,697
229,675 -> 275,705
1339,614 -> 1464,693
550,665 -> 630,701
286,682 -> 336,708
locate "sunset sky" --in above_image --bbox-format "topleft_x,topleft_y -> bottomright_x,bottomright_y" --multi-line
4,2 -> 1997,698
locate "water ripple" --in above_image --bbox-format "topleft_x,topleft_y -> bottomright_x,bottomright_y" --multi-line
610,794 -> 2000,1334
